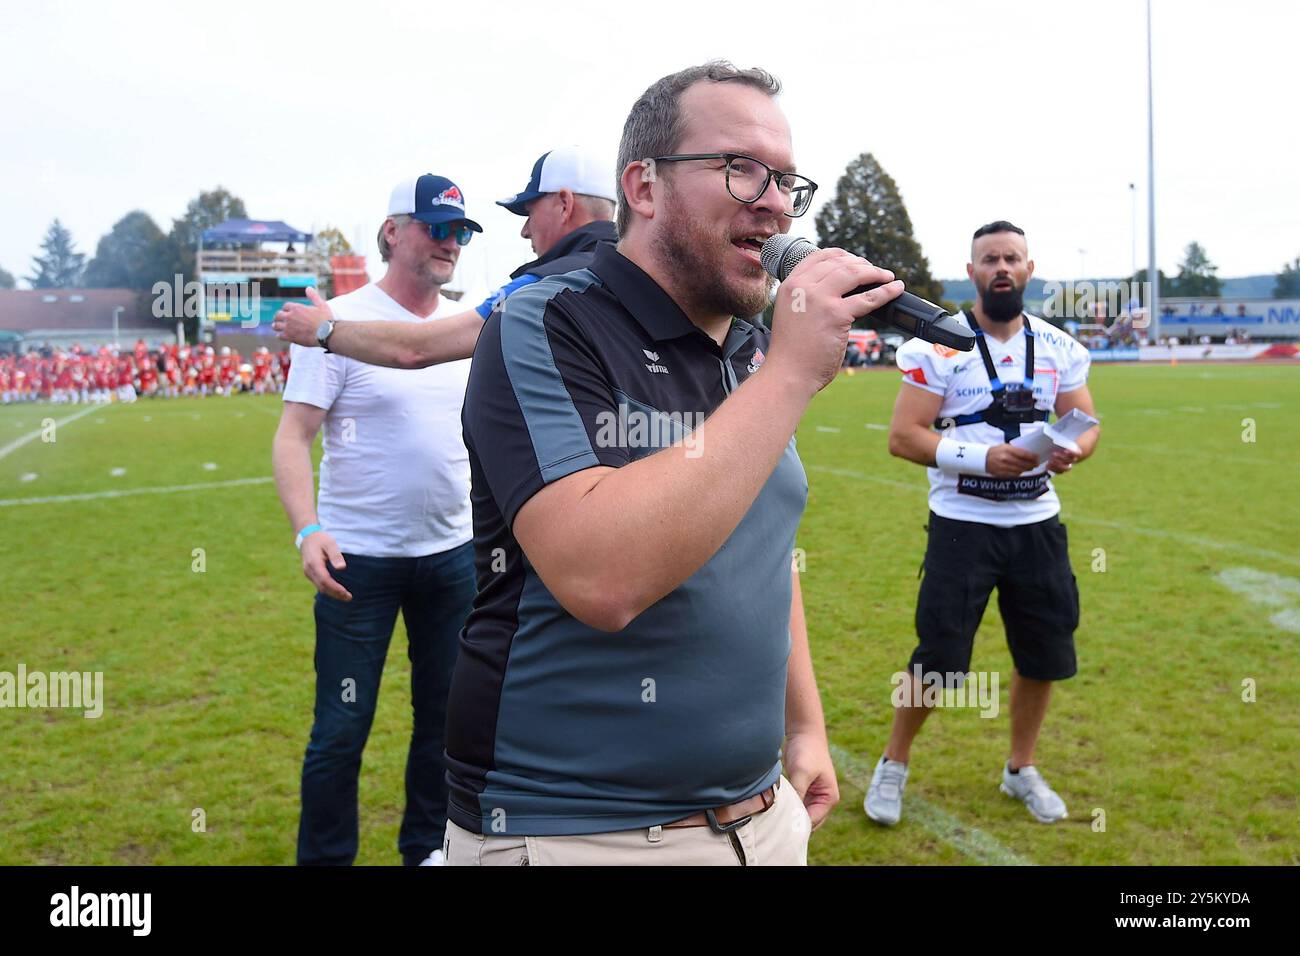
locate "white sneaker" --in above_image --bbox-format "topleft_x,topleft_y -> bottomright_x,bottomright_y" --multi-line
864,756 -> 909,826
418,849 -> 446,866
999,763 -> 1068,823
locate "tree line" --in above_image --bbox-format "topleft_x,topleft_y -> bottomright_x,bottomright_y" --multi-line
2,169 -> 1296,306
1,187 -> 353,300
811,152 -> 1300,310
1128,241 -> 1300,301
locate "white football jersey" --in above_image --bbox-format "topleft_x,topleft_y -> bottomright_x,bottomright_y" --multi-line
894,313 -> 1091,527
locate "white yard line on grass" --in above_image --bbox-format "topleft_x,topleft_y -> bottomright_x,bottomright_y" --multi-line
1099,441 -> 1288,467
1214,567 -> 1300,633
1064,514 -> 1300,568
811,463 -> 1300,567
0,475 -> 274,507
828,743 -> 1034,866
807,464 -> 928,493
0,404 -> 103,462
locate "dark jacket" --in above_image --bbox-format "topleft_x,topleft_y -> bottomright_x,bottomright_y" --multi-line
510,220 -> 618,280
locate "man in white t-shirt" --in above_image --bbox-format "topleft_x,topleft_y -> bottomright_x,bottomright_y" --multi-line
272,174 -> 481,866
865,221 -> 1101,827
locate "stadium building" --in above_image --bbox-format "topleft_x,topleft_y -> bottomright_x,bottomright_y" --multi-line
0,288 -> 169,353
196,218 -> 367,355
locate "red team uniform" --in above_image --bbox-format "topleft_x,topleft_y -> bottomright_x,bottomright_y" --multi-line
1,338 -> 287,404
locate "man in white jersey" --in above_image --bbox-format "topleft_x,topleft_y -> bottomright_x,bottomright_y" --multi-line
866,220 -> 1100,826
272,174 -> 480,865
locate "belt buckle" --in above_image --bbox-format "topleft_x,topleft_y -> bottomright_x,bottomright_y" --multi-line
705,807 -> 751,834
704,784 -> 775,834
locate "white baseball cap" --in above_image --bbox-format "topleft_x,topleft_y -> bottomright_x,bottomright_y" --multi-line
497,145 -> 617,216
387,174 -> 483,232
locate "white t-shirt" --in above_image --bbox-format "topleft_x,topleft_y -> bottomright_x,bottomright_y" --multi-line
283,283 -> 472,557
894,314 -> 1091,527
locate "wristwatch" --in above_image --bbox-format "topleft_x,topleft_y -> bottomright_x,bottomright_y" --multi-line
315,318 -> 336,353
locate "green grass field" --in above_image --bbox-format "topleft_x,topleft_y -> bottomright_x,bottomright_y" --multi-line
1,363 -> 1297,865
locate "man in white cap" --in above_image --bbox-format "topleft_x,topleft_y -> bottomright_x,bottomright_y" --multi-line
272,173 -> 480,866
271,146 -> 616,368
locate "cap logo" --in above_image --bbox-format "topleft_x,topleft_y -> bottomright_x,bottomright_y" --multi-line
434,186 -> 465,211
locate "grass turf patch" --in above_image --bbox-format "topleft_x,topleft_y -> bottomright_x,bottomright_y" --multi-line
0,364 -> 1296,864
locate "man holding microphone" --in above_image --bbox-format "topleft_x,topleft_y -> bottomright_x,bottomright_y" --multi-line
440,61 -> 904,865
866,220 -> 1099,827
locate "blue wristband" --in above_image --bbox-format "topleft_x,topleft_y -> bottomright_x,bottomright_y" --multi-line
294,523 -> 323,550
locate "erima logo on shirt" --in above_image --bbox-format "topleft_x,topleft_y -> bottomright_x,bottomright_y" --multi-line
1036,330 -> 1075,351
1000,355 -> 1015,364
643,349 -> 668,374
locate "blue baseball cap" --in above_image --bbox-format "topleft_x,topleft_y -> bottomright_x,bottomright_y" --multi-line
388,174 -> 483,232
497,146 -> 617,217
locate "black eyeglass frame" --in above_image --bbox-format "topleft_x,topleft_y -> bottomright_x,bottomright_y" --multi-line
647,153 -> 818,217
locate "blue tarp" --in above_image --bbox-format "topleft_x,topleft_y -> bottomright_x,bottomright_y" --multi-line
201,219 -> 312,244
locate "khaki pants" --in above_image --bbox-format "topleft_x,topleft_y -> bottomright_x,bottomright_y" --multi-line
444,775 -> 810,866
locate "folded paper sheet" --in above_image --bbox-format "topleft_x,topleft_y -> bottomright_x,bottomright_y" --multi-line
1011,408 -> 1100,467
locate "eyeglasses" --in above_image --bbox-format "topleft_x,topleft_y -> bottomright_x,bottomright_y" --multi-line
648,153 -> 818,218
427,221 -> 474,246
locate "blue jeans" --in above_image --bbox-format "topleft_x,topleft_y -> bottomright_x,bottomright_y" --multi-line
297,542 -> 475,866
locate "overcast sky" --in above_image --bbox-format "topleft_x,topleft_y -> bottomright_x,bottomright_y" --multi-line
3,0 -> 1296,300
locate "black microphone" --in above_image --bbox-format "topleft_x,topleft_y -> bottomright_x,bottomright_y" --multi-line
761,235 -> 975,351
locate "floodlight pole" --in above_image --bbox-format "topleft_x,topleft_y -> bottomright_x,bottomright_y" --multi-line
1129,182 -> 1137,281
1146,0 -> 1160,343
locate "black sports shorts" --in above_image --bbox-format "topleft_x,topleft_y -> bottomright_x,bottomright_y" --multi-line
910,511 -> 1080,682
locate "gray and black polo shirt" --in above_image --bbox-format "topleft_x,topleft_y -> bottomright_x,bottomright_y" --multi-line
445,244 -> 808,836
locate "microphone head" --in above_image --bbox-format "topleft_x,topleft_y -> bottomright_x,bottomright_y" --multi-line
760,234 -> 816,282
927,313 -> 978,351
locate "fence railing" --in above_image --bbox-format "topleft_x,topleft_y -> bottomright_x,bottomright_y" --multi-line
197,249 -> 323,278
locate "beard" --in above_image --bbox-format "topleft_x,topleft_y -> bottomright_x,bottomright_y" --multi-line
652,189 -> 775,320
416,255 -> 455,289
980,283 -> 1024,323
398,242 -> 455,290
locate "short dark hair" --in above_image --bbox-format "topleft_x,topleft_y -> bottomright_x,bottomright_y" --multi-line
972,220 -> 1025,242
615,60 -> 782,236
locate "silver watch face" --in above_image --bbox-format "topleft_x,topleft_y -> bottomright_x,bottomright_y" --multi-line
316,319 -> 334,346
